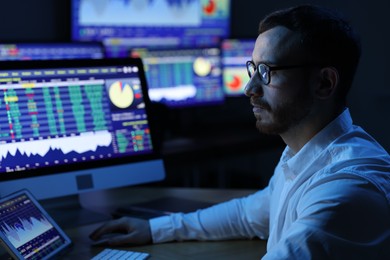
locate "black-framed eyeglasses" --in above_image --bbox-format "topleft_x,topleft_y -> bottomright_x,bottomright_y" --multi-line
246,60 -> 320,85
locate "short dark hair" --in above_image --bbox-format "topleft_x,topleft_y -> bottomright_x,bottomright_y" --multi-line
259,5 -> 361,105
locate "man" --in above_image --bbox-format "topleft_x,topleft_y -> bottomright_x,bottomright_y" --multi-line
90,5 -> 390,259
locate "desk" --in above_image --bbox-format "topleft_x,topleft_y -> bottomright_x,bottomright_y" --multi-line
52,187 -> 267,259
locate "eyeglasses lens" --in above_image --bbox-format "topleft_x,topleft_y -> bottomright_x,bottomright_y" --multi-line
258,64 -> 269,84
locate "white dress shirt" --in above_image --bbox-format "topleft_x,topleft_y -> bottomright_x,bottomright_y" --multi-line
150,108 -> 390,259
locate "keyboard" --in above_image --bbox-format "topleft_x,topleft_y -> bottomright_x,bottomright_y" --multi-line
91,248 -> 150,260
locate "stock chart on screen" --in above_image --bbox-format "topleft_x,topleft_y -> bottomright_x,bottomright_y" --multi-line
72,0 -> 231,57
0,58 -> 165,200
222,39 -> 255,97
0,193 -> 69,259
130,47 -> 224,108
0,43 -> 104,61
0,62 -> 153,174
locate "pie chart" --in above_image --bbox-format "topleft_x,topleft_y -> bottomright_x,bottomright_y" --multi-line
108,81 -> 134,108
193,57 -> 212,77
223,68 -> 249,95
203,0 -> 217,15
226,75 -> 242,90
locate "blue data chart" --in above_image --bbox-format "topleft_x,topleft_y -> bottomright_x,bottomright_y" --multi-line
0,83 -> 112,140
0,194 -> 67,259
0,66 -> 153,173
79,0 -> 201,27
221,39 -> 255,97
72,0 -> 231,52
0,43 -> 104,61
131,47 -> 224,107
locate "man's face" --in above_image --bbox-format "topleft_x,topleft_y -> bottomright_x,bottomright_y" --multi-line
245,26 -> 315,135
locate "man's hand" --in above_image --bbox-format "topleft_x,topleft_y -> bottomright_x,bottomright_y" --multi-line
89,217 -> 152,246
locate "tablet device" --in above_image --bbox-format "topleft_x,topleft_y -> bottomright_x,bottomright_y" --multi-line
0,190 -> 72,259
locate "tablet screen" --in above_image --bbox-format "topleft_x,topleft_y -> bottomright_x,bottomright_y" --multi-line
0,190 -> 72,259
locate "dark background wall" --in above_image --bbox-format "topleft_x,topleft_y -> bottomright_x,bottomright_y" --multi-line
1,0 -> 389,189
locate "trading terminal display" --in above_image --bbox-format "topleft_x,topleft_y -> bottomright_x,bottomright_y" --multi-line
221,39 -> 255,97
130,47 -> 225,107
0,63 -> 153,174
0,43 -> 104,61
71,0 -> 231,57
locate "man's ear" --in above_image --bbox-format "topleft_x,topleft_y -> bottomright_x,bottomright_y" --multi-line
315,67 -> 339,99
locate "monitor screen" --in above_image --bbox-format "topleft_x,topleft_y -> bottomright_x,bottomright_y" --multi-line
221,39 -> 255,97
0,58 -> 165,200
0,42 -> 104,61
130,47 -> 224,108
71,0 -> 231,57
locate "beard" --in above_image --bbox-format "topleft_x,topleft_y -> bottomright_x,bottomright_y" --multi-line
251,86 -> 313,135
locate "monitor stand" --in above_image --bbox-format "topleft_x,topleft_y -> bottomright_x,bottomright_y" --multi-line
41,190 -> 112,229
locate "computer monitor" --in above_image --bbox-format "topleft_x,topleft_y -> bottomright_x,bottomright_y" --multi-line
0,58 -> 165,201
71,0 -> 231,57
221,39 -> 255,97
0,42 -> 104,61
130,47 -> 224,108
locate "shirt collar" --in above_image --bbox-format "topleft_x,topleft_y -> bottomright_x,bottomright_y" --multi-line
280,108 -> 353,180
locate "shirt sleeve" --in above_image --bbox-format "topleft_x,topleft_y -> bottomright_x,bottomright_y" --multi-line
149,186 -> 271,243
263,176 -> 390,260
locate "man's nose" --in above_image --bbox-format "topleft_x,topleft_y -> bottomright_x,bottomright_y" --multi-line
244,75 -> 264,97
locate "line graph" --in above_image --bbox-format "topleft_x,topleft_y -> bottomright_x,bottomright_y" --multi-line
1,216 -> 53,248
79,0 -> 201,26
149,85 -> 197,102
0,193 -> 69,259
0,130 -> 112,160
0,196 -> 54,249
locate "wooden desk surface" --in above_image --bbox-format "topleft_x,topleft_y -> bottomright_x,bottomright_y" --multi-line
56,187 -> 267,259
